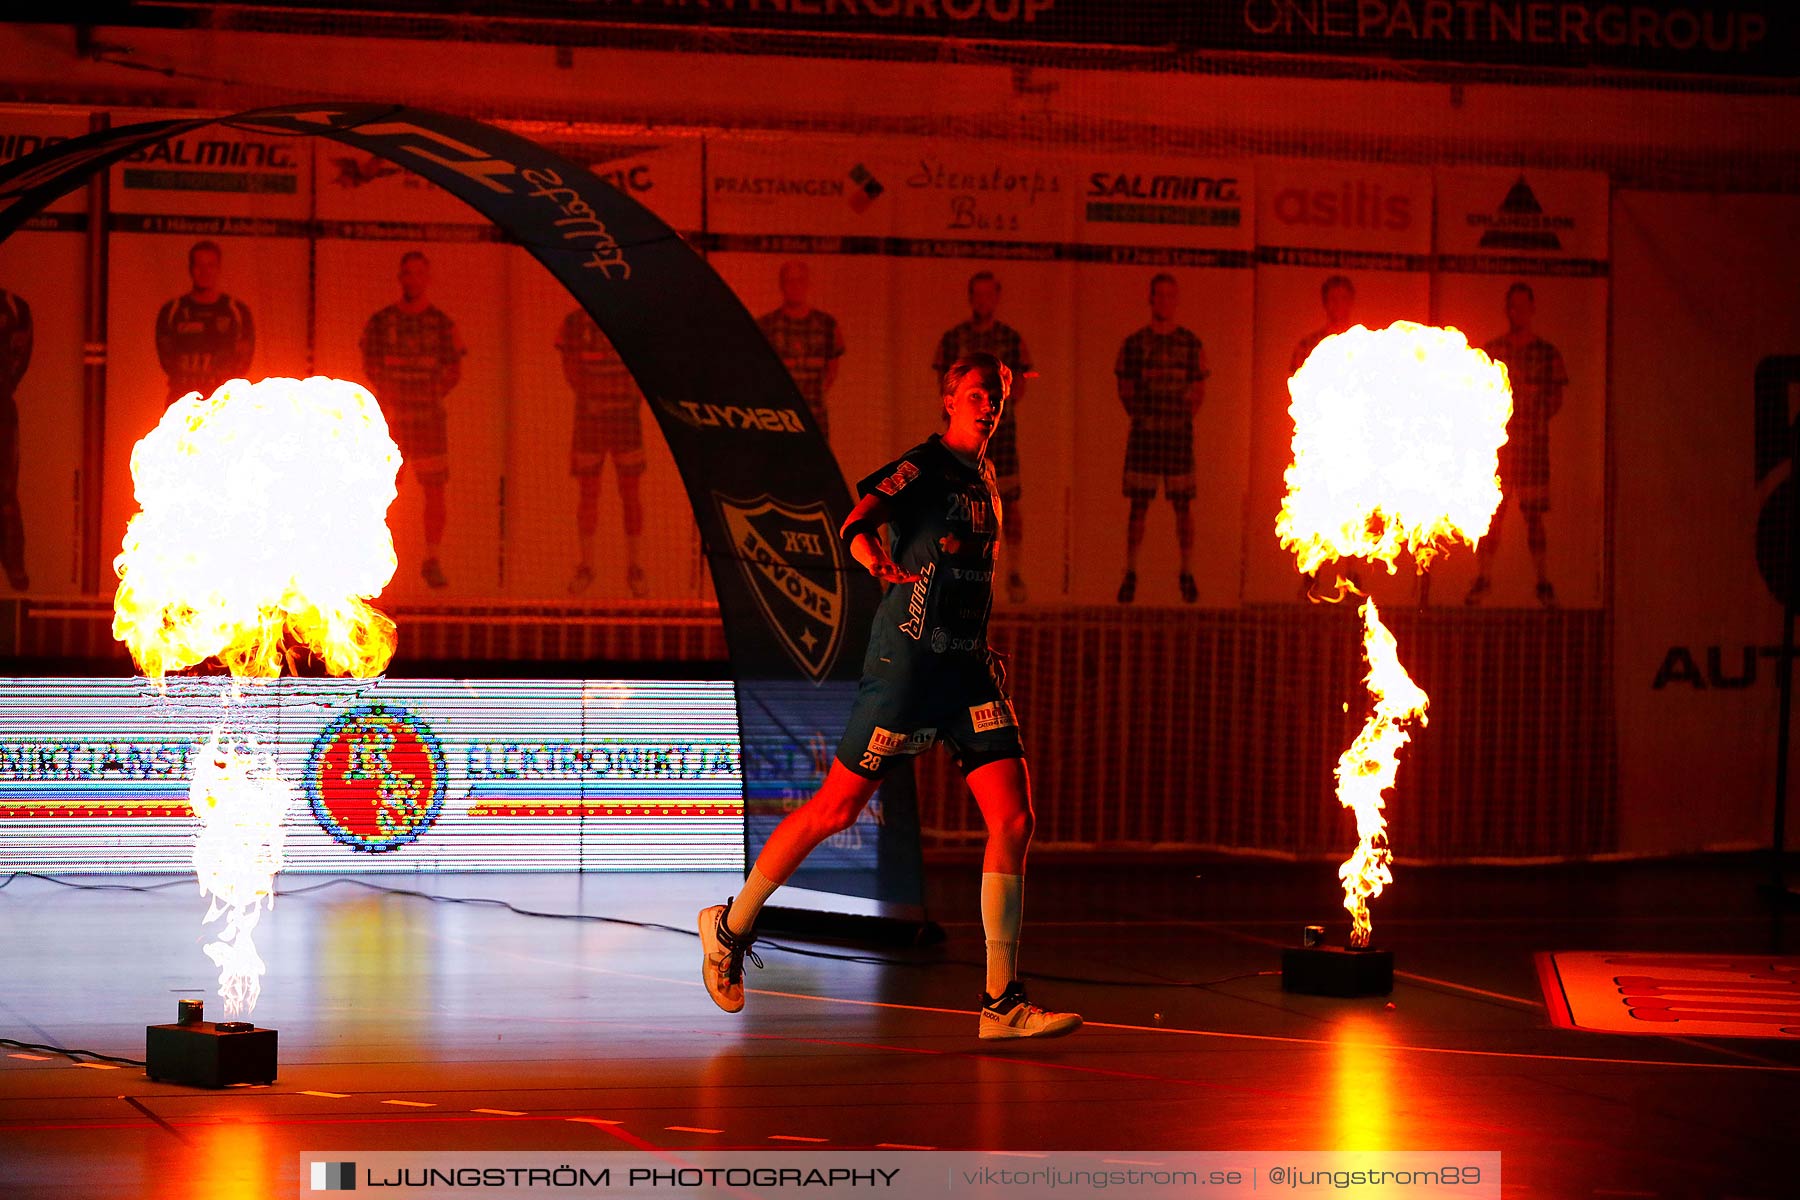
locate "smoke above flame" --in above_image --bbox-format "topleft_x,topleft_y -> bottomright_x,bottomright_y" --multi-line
114,376 -> 401,680
114,376 -> 402,1018
1280,323 -> 1511,948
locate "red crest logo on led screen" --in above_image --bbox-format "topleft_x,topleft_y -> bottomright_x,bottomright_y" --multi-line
305,704 -> 447,853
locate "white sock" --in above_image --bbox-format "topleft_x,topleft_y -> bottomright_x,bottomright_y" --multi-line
981,871 -> 1023,999
726,865 -> 781,937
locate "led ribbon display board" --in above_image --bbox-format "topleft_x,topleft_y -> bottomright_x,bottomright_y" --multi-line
0,677 -> 741,873
0,108 -> 919,908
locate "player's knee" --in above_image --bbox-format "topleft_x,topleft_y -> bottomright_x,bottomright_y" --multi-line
990,803 -> 1035,847
814,796 -> 865,835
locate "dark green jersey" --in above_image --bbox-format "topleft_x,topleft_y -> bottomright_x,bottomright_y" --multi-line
856,434 -> 1000,663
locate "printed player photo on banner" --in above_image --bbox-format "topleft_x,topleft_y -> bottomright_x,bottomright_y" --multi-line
99,116 -> 313,603
1068,152 -> 1253,608
505,134 -> 707,603
1070,263 -> 1251,608
706,133 -> 903,486
0,111 -> 87,597
313,238 -> 503,602
1245,159 -> 1434,606
1430,166 -> 1609,612
103,232 -> 310,599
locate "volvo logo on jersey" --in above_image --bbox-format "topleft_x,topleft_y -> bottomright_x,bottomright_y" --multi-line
715,493 -> 847,682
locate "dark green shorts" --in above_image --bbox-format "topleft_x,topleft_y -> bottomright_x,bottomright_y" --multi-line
834,648 -> 1024,779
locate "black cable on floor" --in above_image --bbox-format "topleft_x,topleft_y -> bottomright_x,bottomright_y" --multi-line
1,871 -> 1280,989
0,1038 -> 147,1068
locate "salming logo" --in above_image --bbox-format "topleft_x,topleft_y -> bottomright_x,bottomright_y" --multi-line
899,562 -> 934,640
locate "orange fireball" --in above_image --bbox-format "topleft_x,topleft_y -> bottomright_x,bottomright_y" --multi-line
113,376 -> 402,679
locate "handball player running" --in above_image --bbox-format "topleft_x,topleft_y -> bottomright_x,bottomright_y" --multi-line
698,352 -> 1081,1040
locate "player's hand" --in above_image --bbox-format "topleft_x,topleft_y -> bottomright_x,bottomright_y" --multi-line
869,557 -> 921,586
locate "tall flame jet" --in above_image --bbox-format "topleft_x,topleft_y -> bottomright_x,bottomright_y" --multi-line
1278,323 -> 1511,948
114,377 -> 401,1016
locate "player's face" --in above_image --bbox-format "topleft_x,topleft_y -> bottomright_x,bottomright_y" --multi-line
189,249 -> 221,291
1506,290 -> 1534,331
1150,280 -> 1178,323
969,279 -> 1000,321
779,264 -> 809,306
1324,283 -> 1354,326
945,368 -> 1005,443
400,257 -> 430,300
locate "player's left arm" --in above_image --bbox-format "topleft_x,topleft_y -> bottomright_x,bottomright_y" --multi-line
1186,338 -> 1210,413
839,492 -> 918,585
822,315 -> 845,394
4,295 -> 31,393
1545,346 -> 1568,419
440,319 -> 466,397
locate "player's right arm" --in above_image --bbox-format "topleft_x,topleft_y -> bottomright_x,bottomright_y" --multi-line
3,294 -> 31,394
839,492 -> 919,585
1114,334 -> 1138,417
155,299 -> 179,378
555,313 -> 585,393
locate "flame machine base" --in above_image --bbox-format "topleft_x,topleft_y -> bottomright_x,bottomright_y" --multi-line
1281,945 -> 1394,997
145,1021 -> 278,1088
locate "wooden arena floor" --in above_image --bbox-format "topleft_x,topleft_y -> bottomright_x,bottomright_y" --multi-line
1,856 -> 1795,1199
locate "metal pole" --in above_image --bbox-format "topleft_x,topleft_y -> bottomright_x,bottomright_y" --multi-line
78,110 -> 109,595
1772,416 -> 1800,904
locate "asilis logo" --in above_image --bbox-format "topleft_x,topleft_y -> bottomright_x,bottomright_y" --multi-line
310,1161 -> 356,1190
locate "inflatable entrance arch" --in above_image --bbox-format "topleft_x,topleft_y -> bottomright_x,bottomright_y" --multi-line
0,105 -> 925,923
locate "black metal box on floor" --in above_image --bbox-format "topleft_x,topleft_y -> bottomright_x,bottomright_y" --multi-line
145,1021 -> 278,1087
1281,946 -> 1394,996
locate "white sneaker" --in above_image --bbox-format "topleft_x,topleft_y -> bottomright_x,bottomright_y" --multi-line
698,900 -> 763,1013
978,980 -> 1082,1040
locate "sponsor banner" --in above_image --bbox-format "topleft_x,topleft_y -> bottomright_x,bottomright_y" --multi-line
1257,158 -> 1432,259
707,135 -> 896,238
1244,159 -> 1433,604
0,677 -> 741,872
1433,166 -> 1610,272
109,110 -> 311,220
121,1 -> 1796,79
1612,190 -> 1800,853
1077,156 -> 1253,250
889,139 -> 1074,245
1539,952 -> 1800,1039
547,133 -> 704,233
0,113 -> 88,218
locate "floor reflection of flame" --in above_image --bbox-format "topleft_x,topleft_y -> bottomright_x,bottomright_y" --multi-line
1331,1012 -> 1393,1151
178,1117 -> 269,1200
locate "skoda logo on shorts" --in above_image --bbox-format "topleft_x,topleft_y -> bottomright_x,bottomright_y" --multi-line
715,492 -> 847,681
929,628 -> 980,654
